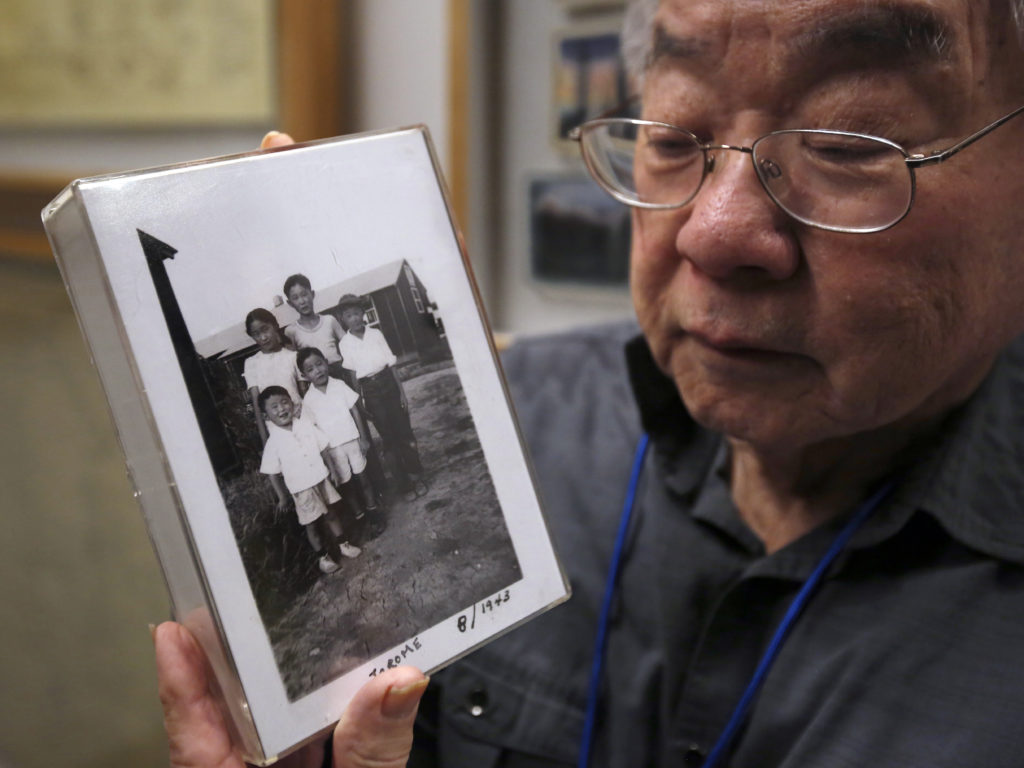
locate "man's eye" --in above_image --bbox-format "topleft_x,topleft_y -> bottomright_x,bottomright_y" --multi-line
641,130 -> 701,163
801,136 -> 890,164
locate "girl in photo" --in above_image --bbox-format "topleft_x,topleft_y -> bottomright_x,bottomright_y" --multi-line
242,307 -> 302,443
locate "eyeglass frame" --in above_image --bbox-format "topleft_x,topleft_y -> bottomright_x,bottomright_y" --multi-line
568,104 -> 1024,234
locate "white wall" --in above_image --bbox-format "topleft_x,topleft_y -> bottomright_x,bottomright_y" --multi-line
0,127 -> 265,177
350,0 -> 449,166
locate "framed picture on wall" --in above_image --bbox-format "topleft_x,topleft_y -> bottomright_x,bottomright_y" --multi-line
0,1 -> 346,265
552,17 -> 629,146
529,172 -> 631,286
0,0 -> 274,127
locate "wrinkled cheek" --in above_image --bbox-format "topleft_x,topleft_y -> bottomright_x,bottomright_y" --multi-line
630,211 -> 681,346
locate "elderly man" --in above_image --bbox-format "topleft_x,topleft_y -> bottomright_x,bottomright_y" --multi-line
156,0 -> 1024,766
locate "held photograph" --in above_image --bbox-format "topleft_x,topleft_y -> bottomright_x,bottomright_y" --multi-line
139,188 -> 520,701
155,251 -> 520,700
48,128 -> 568,755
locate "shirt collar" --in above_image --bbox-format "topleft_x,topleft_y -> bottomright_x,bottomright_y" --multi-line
267,415 -> 310,436
885,332 -> 1024,563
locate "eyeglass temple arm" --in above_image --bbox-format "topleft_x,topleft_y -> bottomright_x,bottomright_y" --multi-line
907,104 -> 1024,168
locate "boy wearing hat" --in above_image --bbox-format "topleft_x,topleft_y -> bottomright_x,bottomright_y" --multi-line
337,294 -> 426,501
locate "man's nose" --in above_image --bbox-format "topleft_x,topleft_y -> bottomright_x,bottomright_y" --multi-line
674,147 -> 800,281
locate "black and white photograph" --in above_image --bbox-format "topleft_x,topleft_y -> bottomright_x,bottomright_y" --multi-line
150,244 -> 520,700
45,127 -> 568,759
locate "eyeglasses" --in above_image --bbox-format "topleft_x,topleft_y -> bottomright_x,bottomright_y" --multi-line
569,105 -> 1024,234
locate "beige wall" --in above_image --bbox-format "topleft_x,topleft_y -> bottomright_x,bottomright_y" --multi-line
0,260 -> 171,767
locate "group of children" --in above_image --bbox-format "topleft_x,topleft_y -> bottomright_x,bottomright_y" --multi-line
241,274 -> 423,574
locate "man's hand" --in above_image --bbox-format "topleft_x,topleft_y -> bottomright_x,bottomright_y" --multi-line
261,131 -> 296,150
154,621 -> 428,768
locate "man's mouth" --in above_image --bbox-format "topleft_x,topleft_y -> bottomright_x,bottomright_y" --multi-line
682,327 -> 806,370
687,328 -> 780,355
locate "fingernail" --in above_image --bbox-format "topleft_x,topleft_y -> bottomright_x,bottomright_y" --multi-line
381,677 -> 429,719
148,623 -> 157,640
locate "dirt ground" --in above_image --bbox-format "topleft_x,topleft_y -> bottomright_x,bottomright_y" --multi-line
222,362 -> 522,700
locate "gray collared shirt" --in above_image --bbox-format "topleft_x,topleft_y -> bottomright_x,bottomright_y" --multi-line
411,322 -> 1024,768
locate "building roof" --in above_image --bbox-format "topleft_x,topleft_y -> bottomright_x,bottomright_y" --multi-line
195,259 -> 408,359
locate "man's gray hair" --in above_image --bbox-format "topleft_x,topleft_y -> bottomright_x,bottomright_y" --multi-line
622,0 -> 1024,87
621,0 -> 659,86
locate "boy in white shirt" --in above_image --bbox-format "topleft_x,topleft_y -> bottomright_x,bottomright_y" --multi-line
297,347 -> 379,522
257,386 -> 360,574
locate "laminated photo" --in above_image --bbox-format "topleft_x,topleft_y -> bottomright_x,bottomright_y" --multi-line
43,127 -> 568,764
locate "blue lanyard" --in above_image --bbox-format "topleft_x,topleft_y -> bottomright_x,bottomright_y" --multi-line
577,433 -> 897,768
578,433 -> 650,768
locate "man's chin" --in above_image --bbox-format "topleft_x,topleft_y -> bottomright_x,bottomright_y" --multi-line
678,386 -> 818,452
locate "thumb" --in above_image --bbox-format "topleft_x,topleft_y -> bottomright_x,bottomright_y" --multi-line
332,666 -> 429,768
154,621 -> 245,768
261,130 -> 296,150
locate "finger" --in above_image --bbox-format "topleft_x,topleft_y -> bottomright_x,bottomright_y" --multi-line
154,621 -> 245,768
333,666 -> 429,768
261,131 -> 297,150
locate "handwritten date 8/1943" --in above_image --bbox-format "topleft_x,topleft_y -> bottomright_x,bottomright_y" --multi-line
368,637 -> 423,678
457,588 -> 512,633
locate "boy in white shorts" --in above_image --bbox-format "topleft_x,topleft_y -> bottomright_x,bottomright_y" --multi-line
257,385 -> 360,574
297,347 -> 379,522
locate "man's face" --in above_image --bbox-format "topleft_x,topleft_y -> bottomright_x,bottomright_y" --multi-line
632,0 -> 1024,451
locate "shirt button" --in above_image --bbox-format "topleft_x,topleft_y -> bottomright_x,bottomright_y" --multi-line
683,744 -> 706,767
467,687 -> 488,717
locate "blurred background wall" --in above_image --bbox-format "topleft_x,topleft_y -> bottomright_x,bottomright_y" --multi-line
0,2 -> 632,765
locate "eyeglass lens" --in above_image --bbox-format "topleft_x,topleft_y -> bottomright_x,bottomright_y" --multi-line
581,121 -> 916,232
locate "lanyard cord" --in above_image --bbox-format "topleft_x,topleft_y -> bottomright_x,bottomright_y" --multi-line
578,432 -> 651,768
700,474 -> 897,768
577,433 -> 898,768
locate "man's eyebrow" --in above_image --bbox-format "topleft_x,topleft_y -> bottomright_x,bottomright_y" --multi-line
645,4 -> 955,74
647,23 -> 712,68
789,4 -> 955,65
